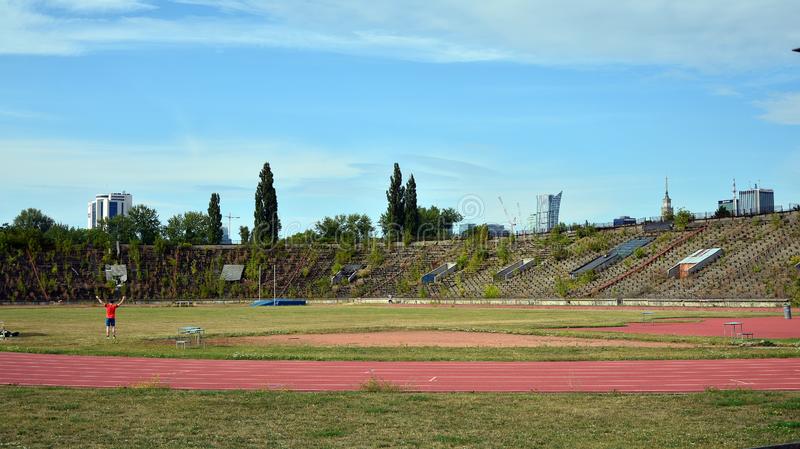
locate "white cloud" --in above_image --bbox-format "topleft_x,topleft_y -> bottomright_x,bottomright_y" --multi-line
0,137 -> 363,189
2,1 -> 800,69
709,86 -> 741,97
0,107 -> 54,120
38,0 -> 154,13
756,92 -> 800,125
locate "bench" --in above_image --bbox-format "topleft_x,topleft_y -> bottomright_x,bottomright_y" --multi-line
174,301 -> 193,307
178,326 -> 204,348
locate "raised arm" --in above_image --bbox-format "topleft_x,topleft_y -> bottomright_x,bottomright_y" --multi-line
96,295 -> 105,305
118,296 -> 126,306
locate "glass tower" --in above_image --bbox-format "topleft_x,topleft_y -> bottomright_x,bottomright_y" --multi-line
535,191 -> 562,233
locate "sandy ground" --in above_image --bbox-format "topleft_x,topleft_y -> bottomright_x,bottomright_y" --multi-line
208,331 -> 693,348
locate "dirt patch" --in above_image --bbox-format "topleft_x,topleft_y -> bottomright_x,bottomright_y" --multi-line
208,331 -> 693,348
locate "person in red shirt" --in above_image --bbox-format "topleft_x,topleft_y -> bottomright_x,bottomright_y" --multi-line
96,295 -> 126,338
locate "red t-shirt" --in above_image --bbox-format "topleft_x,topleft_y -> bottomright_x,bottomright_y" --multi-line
105,304 -> 119,318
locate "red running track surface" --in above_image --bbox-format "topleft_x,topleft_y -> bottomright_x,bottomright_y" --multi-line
3,352 -> 800,392
572,316 -> 800,339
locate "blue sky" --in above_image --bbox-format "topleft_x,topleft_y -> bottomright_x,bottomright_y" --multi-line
1,0 -> 799,233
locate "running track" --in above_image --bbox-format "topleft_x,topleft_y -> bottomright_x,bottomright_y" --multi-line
571,316 -> 799,339
3,352 -> 800,392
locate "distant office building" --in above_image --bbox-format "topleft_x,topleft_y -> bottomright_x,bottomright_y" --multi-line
661,177 -> 673,220
486,224 -> 508,238
613,216 -> 637,227
87,192 -> 133,229
717,179 -> 740,216
458,223 -> 476,235
738,185 -> 774,215
222,226 -> 232,245
458,223 -> 508,237
717,199 -> 736,215
535,191 -> 562,233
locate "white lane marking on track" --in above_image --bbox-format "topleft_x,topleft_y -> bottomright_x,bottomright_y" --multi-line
429,377 -> 437,382
729,379 -> 754,385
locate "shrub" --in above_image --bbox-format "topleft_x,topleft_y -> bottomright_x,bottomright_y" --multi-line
575,223 -> 597,238
456,252 -> 469,270
367,242 -> 385,267
674,209 -> 693,231
403,229 -> 413,246
333,246 -> 353,267
576,270 -> 596,286
466,251 -> 485,273
483,284 -> 501,299
554,276 -> 573,298
771,214 -> 783,230
552,247 -> 570,261
497,238 -> 511,265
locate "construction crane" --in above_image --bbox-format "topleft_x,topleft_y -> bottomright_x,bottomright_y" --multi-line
516,202 -> 524,233
497,196 -> 516,236
225,212 -> 240,243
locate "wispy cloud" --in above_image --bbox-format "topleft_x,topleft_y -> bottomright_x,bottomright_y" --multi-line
39,0 -> 155,13
2,1 -> 800,69
709,86 -> 741,97
0,107 -> 54,120
756,92 -> 800,125
0,137 -> 364,189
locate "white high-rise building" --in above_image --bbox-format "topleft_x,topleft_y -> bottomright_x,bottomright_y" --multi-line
535,191 -> 562,233
738,184 -> 774,215
87,192 -> 133,229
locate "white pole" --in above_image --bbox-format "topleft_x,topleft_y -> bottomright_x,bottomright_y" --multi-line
258,264 -> 262,300
273,264 -> 277,303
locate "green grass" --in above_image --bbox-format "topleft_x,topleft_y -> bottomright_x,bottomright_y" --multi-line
0,304 -> 794,361
2,386 -> 800,448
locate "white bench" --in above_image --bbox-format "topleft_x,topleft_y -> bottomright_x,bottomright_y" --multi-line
178,326 -> 204,348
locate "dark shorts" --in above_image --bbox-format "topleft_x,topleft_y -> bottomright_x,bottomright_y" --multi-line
105,318 -> 116,327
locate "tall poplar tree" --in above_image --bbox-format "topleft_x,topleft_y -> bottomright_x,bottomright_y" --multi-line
384,163 -> 405,239
403,174 -> 419,238
207,192 -> 223,244
254,162 -> 281,244
239,226 -> 250,244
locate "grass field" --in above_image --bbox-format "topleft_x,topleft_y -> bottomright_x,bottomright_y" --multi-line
0,304 -> 794,361
2,386 -> 800,448
3,305 -> 799,449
